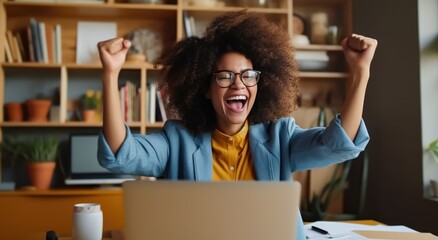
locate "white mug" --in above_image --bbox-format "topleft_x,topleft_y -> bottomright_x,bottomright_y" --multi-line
72,203 -> 103,240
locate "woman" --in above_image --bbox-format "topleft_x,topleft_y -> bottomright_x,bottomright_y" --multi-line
97,11 -> 377,240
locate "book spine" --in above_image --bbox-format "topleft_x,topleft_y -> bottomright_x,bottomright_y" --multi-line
6,30 -> 18,62
15,32 -> 27,62
27,26 -> 35,62
148,82 -> 156,123
38,21 -> 49,63
12,35 -> 23,63
4,35 -> 14,63
183,11 -> 192,37
29,18 -> 43,62
54,24 -> 62,64
45,23 -> 54,63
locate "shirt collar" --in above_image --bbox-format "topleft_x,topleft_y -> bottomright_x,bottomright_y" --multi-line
212,121 -> 249,146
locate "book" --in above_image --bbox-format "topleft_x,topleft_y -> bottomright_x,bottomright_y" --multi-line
45,23 -> 54,63
183,11 -> 192,37
189,16 -> 197,37
54,24 -> 62,64
6,30 -> 18,62
29,18 -> 43,62
12,35 -> 23,63
148,82 -> 157,123
15,32 -> 27,62
156,90 -> 167,122
38,21 -> 49,63
26,26 -> 35,62
4,35 -> 13,63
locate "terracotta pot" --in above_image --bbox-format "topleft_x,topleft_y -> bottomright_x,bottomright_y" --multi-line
26,99 -> 52,122
26,162 -> 56,190
82,109 -> 96,122
5,102 -> 24,122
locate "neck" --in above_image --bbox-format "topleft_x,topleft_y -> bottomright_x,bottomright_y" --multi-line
216,122 -> 246,136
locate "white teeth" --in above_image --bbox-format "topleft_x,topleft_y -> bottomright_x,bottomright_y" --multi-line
226,95 -> 247,101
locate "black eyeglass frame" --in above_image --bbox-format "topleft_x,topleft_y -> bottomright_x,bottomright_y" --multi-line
212,69 -> 261,88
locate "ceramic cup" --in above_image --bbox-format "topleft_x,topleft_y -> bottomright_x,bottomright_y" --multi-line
72,203 -> 103,240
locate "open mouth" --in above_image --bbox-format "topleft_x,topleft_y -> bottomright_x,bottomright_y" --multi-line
226,95 -> 247,112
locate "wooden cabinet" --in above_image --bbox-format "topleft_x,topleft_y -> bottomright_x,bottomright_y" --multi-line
0,188 -> 123,240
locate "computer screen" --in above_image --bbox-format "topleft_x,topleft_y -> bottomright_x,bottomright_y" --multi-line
65,134 -> 135,185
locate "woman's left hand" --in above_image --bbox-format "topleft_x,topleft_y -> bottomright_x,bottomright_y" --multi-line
341,34 -> 378,73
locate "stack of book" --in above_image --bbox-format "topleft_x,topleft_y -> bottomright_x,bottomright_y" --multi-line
120,80 -> 141,123
4,18 -> 62,64
146,81 -> 168,123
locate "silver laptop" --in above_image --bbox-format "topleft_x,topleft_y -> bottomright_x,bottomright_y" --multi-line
122,180 -> 301,240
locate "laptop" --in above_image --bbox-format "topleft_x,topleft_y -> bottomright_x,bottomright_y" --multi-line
122,180 -> 301,240
65,134 -> 135,185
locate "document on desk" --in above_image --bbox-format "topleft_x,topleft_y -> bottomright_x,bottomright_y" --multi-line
305,221 -> 417,239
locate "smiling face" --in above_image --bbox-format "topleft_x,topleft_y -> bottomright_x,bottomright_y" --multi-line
207,52 -> 258,135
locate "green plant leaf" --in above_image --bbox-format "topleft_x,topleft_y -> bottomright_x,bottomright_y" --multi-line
1,136 -> 59,163
427,139 -> 438,163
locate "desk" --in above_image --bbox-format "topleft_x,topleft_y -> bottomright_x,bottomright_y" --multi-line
0,188 -> 124,240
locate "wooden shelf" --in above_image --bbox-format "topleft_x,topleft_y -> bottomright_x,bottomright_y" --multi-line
0,188 -> 122,196
2,62 -> 156,69
295,44 -> 343,51
299,71 -> 349,78
4,1 -> 178,18
0,121 -> 155,127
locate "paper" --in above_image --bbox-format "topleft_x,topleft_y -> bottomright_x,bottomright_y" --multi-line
355,231 -> 438,240
354,231 -> 438,240
305,221 -> 417,239
76,21 -> 116,64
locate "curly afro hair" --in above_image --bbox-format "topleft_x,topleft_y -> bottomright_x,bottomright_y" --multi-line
156,10 -> 300,134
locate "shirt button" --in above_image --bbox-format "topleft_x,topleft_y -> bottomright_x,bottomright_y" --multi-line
230,166 -> 235,171
228,137 -> 233,143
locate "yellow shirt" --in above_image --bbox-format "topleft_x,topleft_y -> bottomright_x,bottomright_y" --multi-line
212,121 -> 256,180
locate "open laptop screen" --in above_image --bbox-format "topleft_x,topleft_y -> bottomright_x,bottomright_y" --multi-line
65,134 -> 135,185
123,180 -> 301,240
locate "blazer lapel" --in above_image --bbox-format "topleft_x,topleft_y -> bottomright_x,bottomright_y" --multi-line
192,132 -> 213,181
249,123 -> 274,180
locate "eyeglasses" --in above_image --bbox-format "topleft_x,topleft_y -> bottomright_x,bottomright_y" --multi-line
212,69 -> 261,88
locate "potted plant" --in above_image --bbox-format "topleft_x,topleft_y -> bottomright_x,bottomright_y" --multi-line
25,93 -> 52,122
427,139 -> 438,163
80,90 -> 101,122
5,102 -> 24,122
1,136 -> 59,190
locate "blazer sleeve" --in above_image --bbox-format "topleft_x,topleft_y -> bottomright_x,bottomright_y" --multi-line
97,124 -> 170,176
290,115 -> 369,171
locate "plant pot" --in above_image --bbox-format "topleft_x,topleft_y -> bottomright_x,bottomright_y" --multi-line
26,99 -> 52,122
26,162 -> 56,190
82,109 -> 96,122
5,102 -> 24,122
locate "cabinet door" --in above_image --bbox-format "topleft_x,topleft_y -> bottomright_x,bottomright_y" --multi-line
0,190 -> 123,239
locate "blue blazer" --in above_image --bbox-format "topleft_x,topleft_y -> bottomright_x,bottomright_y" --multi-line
98,116 -> 369,240
98,116 -> 368,180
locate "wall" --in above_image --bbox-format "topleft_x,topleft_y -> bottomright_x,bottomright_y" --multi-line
419,0 -> 438,196
352,0 -> 438,234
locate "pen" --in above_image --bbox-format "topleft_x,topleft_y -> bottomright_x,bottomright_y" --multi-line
311,225 -> 329,235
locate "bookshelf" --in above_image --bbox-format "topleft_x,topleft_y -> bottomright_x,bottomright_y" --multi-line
1,0 -> 351,190
0,0 -> 354,236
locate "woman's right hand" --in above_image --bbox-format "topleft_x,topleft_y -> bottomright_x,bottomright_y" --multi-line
97,38 -> 131,75
98,38 -> 131,153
